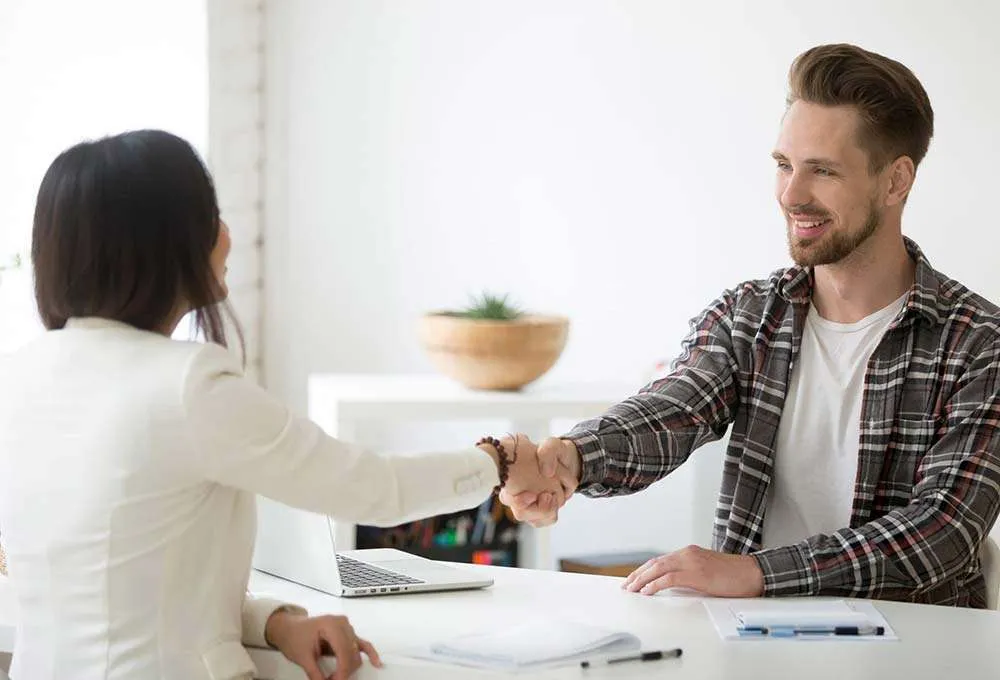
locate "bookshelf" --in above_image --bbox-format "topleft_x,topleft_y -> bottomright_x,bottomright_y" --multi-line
355,495 -> 519,567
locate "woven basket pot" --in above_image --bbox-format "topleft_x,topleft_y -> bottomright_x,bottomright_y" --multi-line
419,313 -> 569,390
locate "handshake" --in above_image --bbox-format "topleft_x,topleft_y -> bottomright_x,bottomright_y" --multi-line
477,434 -> 582,528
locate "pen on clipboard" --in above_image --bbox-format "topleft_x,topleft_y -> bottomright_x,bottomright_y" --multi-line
737,625 -> 885,637
580,648 -> 682,668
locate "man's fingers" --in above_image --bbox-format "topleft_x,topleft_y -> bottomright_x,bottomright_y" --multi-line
622,557 -> 659,590
358,638 -> 383,668
624,553 -> 684,592
515,507 -> 553,526
518,507 -> 550,527
509,503 -> 542,522
638,569 -> 700,596
556,469 -> 578,496
528,505 -> 558,528
511,490 -> 538,507
503,490 -> 538,509
625,562 -> 669,593
501,488 -> 563,527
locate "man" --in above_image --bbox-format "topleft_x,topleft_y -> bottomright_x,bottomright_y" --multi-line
502,43 -> 1000,607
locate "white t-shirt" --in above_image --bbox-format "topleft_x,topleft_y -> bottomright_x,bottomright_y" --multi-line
762,293 -> 908,549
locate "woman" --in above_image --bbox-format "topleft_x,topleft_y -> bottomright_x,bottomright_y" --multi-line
0,130 -> 560,680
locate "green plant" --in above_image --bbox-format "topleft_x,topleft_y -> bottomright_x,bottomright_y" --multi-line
454,291 -> 523,321
0,253 -> 22,273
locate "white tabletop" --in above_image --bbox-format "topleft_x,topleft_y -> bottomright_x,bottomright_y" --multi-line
248,565 -> 999,679
0,565 -> 1000,680
3,568 -> 994,678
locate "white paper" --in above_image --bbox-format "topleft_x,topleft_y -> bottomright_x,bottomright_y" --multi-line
704,599 -> 899,641
247,648 -> 337,679
735,600 -> 872,628
421,620 -> 642,671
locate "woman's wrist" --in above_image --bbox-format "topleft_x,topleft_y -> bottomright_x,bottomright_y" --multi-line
476,442 -> 501,469
264,607 -> 305,649
476,436 -> 513,493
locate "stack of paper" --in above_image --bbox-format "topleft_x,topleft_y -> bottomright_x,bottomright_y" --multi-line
704,599 -> 898,641
425,620 -> 642,671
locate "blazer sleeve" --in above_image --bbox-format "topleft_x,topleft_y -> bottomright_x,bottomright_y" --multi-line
180,344 -> 499,526
241,593 -> 307,648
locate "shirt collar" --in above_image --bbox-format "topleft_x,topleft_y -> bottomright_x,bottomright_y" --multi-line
776,237 -> 942,327
63,317 -> 139,331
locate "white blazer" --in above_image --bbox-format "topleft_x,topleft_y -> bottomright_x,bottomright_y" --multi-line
0,318 -> 498,679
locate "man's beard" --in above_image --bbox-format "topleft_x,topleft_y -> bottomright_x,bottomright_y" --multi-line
788,199 -> 881,267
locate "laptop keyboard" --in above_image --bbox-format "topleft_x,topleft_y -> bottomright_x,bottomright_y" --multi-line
336,554 -> 424,588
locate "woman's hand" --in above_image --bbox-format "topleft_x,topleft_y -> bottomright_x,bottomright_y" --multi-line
265,610 -> 383,680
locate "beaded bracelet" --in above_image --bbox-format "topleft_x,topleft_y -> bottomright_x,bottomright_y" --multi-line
477,435 -> 518,494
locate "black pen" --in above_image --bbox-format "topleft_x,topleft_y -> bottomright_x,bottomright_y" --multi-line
581,648 -> 682,668
738,625 -> 885,637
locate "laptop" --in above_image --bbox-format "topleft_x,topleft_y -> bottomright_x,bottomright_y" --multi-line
251,497 -> 494,597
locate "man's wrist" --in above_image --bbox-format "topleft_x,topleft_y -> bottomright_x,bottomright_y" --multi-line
560,437 -> 583,486
741,554 -> 765,597
751,544 -> 818,598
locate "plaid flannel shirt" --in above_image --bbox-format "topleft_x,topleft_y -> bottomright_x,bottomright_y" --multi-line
567,238 -> 1000,607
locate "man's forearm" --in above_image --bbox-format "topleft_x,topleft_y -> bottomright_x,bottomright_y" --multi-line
751,507 -> 991,604
562,389 -> 728,497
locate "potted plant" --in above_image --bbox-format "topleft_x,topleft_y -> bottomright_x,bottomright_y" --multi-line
419,292 -> 569,391
0,253 -> 22,288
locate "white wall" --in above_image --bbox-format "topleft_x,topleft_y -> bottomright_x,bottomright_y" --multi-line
0,0 -> 208,349
263,0 -> 1000,563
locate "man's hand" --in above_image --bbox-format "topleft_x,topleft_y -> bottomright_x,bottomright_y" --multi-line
265,610 -> 382,680
622,545 -> 764,597
536,437 -> 582,495
499,437 -> 580,527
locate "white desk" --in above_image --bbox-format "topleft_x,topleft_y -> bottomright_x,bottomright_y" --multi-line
2,568 -> 998,678
307,374 -> 635,569
246,566 -> 999,679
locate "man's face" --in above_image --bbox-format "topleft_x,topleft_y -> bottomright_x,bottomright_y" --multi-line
773,101 -> 885,267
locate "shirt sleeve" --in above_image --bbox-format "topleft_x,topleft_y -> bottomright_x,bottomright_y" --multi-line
753,341 -> 1000,601
241,592 -> 308,648
565,290 -> 741,497
180,343 -> 499,527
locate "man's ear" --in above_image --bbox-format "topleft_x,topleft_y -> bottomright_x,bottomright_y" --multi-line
884,156 -> 915,206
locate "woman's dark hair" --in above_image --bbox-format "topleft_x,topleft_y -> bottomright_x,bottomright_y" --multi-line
31,129 -> 242,353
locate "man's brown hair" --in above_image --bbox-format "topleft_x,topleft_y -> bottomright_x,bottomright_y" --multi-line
788,43 -> 934,173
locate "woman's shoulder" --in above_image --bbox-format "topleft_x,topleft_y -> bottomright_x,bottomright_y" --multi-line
3,321 -> 241,400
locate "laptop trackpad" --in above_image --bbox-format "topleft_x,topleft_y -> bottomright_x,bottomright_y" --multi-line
379,560 -> 469,582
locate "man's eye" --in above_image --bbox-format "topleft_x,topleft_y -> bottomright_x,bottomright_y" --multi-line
814,167 -> 834,176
